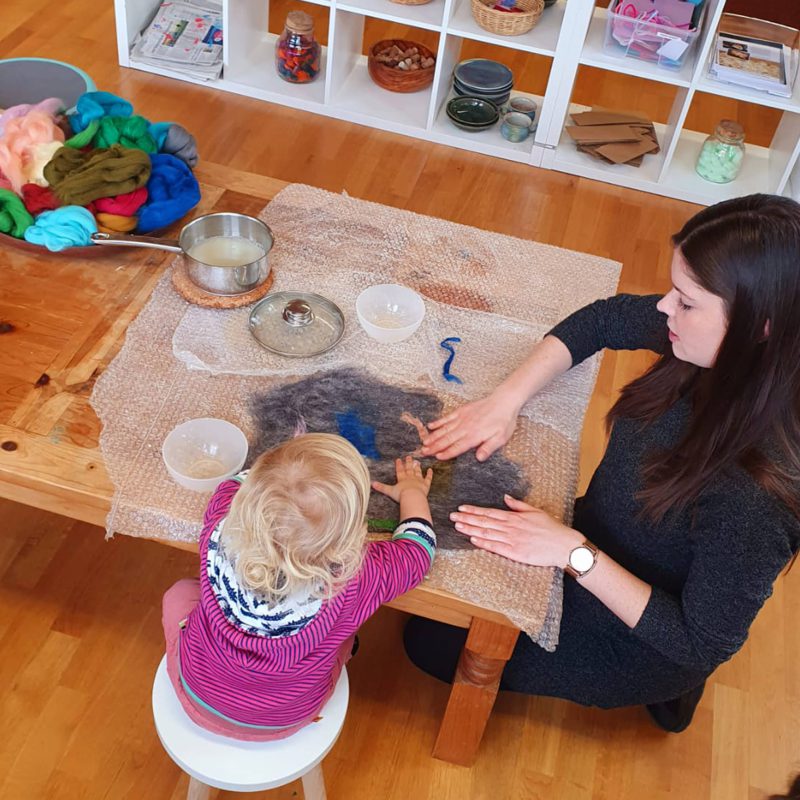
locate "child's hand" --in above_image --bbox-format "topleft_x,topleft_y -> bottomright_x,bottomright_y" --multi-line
372,456 -> 433,503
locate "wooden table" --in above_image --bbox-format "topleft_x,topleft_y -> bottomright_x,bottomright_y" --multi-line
0,161 -> 520,767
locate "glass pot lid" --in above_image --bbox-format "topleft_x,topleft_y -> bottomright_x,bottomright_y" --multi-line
248,290 -> 345,357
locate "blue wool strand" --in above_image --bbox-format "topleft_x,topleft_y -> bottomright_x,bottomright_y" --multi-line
440,337 -> 463,384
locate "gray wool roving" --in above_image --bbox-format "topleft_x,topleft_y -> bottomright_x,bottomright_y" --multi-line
162,124 -> 199,168
250,368 -> 530,550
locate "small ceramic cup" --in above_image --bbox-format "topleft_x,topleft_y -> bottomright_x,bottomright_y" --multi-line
501,96 -> 538,125
501,111 -> 532,143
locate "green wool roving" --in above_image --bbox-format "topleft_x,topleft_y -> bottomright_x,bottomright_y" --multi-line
0,188 -> 35,238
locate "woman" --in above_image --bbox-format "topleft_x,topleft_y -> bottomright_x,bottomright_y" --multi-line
405,194 -> 800,732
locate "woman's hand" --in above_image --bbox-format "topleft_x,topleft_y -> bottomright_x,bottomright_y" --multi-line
421,392 -> 521,462
372,456 -> 433,503
450,495 -> 582,567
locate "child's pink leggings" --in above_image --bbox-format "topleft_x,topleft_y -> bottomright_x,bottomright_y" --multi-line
162,578 -> 348,741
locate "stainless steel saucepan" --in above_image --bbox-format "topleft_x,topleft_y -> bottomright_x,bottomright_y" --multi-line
91,212 -> 274,296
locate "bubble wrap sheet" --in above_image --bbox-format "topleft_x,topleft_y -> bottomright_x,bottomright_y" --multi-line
91,184 -> 621,650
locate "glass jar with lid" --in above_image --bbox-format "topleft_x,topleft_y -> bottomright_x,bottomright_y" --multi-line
275,11 -> 321,84
695,120 -> 746,184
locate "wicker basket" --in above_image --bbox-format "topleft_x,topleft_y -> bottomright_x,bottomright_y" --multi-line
470,0 -> 544,36
390,0 -> 432,6
367,40 -> 436,93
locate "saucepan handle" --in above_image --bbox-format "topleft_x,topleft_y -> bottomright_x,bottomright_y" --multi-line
91,232 -> 183,253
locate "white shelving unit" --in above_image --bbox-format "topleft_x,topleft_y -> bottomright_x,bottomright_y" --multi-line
114,0 -> 800,204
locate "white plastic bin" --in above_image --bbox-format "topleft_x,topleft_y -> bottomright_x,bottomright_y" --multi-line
603,1 -> 706,71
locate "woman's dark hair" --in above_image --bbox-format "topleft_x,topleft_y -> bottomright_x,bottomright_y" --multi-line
768,772 -> 800,800
609,194 -> 800,522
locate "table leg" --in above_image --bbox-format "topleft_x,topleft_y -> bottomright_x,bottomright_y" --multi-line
432,617 -> 520,766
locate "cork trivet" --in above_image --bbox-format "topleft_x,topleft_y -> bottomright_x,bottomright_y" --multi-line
171,261 -> 275,308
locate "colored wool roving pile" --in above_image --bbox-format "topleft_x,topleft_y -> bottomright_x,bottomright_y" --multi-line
0,90 -> 201,251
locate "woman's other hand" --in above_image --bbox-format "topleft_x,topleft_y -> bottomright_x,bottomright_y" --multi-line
450,495 -> 582,567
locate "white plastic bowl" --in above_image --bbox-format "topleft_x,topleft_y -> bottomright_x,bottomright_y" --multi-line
162,418 -> 249,493
355,284 -> 426,343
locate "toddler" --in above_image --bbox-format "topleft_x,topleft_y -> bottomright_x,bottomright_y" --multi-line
162,433 -> 436,740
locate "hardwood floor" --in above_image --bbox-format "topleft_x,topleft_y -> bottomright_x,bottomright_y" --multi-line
1,1 -> 798,798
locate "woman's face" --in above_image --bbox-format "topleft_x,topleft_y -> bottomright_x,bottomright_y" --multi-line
656,249 -> 728,368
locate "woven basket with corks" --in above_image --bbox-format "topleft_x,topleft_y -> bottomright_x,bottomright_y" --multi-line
367,40 -> 436,93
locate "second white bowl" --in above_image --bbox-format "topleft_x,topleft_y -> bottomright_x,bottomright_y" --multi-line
356,284 -> 425,343
162,417 -> 249,492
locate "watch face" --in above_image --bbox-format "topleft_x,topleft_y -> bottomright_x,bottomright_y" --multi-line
570,546 -> 595,573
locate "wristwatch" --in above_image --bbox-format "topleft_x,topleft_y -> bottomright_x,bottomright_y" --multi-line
565,538 -> 599,579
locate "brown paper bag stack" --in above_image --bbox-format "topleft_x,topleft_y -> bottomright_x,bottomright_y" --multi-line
566,109 -> 660,167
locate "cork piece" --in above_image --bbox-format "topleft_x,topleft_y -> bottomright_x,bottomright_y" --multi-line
286,10 -> 314,33
171,260 -> 275,308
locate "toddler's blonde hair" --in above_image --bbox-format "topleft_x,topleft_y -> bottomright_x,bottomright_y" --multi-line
222,433 -> 370,602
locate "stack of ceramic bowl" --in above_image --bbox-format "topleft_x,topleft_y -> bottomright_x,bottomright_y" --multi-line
446,96 -> 499,132
452,58 -> 513,108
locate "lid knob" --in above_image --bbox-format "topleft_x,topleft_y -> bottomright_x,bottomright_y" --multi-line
282,299 -> 314,326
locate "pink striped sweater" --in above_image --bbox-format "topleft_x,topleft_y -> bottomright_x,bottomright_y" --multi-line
178,478 -> 436,728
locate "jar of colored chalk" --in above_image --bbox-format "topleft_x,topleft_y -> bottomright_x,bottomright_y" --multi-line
695,120 -> 745,184
275,11 -> 321,84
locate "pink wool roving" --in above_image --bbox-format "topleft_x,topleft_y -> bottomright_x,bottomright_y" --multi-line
0,98 -> 64,137
0,111 -> 65,193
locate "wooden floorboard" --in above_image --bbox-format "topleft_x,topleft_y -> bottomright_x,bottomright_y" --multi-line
1,2 -> 798,797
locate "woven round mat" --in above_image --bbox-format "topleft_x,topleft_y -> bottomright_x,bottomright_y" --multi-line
171,262 -> 275,308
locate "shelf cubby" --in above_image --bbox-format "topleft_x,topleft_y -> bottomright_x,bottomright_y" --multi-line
328,10 -> 436,132
338,0 -> 446,31
447,0 -> 565,57
225,0 -> 329,107
661,95 -> 800,205
427,35 -> 550,162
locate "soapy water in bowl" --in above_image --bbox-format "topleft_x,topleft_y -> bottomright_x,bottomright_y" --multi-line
370,309 -> 416,328
188,236 -> 266,267
185,457 -> 228,479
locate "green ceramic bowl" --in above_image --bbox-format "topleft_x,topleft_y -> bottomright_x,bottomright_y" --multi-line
446,96 -> 498,131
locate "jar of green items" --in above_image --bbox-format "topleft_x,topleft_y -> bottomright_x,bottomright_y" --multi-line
695,120 -> 745,184
275,11 -> 321,84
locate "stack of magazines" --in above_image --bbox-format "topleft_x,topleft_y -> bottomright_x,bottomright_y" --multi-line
708,14 -> 799,99
131,0 -> 223,82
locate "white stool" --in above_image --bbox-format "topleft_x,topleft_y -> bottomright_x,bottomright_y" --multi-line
152,656 -> 349,799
